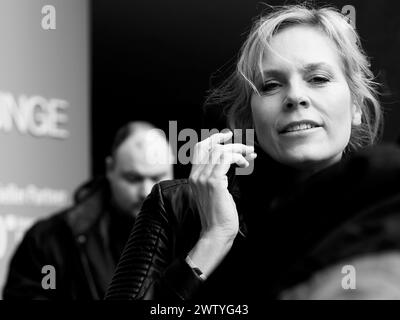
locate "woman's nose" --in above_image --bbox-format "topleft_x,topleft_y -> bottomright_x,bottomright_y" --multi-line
284,82 -> 310,110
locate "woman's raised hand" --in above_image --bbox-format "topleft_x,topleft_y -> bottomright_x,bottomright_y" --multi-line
187,131 -> 256,276
188,131 -> 256,277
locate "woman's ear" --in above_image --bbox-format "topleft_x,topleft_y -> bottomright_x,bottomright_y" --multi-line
351,103 -> 362,126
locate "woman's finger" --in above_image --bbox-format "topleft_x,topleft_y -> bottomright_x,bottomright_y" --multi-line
211,152 -> 256,177
208,131 -> 233,146
218,143 -> 254,156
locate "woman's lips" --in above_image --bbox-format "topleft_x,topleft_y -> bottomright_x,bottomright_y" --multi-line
278,120 -> 322,134
280,126 -> 322,136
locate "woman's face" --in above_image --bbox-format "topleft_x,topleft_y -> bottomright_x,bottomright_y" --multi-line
251,25 -> 361,171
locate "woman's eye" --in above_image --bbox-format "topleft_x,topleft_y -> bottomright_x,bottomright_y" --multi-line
260,82 -> 281,93
309,76 -> 330,84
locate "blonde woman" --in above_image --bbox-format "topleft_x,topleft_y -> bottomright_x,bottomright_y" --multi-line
106,4 -> 400,300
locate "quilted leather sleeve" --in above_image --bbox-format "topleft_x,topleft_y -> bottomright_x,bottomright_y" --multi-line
105,182 -> 204,300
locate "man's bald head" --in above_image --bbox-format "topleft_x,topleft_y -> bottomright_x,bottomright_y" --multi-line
106,122 -> 174,218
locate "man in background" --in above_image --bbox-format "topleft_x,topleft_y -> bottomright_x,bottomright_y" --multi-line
3,121 -> 174,299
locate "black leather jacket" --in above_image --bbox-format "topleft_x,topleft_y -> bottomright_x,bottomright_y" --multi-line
3,178 -> 134,300
106,145 -> 400,300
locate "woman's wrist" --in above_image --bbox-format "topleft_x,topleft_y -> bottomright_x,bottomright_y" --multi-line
187,234 -> 234,278
201,226 -> 239,243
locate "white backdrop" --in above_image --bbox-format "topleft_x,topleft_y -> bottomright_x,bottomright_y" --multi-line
0,0 -> 90,296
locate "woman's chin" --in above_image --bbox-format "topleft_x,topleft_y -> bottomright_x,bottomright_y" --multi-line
276,148 -> 342,171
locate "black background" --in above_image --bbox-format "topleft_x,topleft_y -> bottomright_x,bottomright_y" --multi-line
92,0 -> 400,178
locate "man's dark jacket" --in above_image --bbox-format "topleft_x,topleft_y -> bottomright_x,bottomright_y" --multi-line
105,145 -> 400,301
3,178 -> 134,300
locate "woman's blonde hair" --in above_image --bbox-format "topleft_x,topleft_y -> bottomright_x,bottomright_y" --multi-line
206,4 -> 383,151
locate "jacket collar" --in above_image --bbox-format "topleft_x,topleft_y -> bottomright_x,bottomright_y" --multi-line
66,177 -> 109,237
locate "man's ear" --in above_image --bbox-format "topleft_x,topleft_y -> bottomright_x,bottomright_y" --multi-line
352,103 -> 362,126
105,156 -> 114,178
